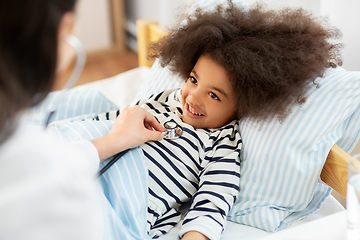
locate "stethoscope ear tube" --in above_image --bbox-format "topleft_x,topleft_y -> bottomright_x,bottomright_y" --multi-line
45,35 -> 86,128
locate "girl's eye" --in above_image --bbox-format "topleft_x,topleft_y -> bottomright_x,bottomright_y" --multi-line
209,92 -> 219,100
189,76 -> 198,85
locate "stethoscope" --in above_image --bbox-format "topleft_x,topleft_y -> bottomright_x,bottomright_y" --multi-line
45,35 -> 86,127
97,120 -> 183,177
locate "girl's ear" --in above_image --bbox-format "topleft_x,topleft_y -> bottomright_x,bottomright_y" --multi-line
57,12 -> 76,72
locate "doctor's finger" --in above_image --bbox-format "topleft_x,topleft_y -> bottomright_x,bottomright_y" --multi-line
144,121 -> 153,131
143,111 -> 165,132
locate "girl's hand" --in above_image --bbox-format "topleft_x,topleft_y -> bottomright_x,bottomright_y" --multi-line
91,106 -> 165,162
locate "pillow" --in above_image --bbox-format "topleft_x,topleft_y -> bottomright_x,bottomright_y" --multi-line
228,68 -> 360,231
27,90 -> 119,126
133,0 -> 360,232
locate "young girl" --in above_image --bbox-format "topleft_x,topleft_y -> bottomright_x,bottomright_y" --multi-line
134,54 -> 242,240
97,2 -> 342,240
97,54 -> 242,240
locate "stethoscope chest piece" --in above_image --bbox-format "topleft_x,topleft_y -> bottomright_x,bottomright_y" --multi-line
98,120 -> 183,177
163,121 -> 182,139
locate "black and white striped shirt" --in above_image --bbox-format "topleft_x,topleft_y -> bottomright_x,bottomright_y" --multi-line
97,89 -> 242,240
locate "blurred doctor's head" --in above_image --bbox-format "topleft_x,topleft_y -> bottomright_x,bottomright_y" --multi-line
0,0 -> 77,142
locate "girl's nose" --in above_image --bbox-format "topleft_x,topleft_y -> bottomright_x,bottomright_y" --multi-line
188,90 -> 201,105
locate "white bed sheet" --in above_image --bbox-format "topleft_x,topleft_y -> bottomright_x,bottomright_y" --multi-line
73,67 -> 345,239
72,66 -> 150,108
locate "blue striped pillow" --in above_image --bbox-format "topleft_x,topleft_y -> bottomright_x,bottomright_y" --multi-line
228,68 -> 360,231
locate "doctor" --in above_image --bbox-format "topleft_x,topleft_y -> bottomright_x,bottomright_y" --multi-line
0,0 -> 164,239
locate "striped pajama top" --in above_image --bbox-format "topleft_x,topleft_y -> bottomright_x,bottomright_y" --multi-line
98,89 -> 242,240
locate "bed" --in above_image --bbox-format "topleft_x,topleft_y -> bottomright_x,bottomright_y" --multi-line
65,67 -> 349,240
58,64 -> 351,240
31,0 -> 360,239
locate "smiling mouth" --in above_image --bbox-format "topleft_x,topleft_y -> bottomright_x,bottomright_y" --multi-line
186,103 -> 204,117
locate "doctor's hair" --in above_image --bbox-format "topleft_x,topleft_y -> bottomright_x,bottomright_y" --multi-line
151,1 -> 343,121
0,0 -> 77,143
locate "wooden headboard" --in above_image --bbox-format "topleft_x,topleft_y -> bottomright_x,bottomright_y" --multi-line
136,19 -> 355,198
137,19 -> 166,68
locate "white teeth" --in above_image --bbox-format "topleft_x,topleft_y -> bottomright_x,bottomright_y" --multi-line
189,105 -> 202,116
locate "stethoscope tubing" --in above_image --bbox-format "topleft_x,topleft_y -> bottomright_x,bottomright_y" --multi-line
97,149 -> 129,177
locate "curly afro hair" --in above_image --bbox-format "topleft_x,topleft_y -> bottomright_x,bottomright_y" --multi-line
150,1 -> 343,120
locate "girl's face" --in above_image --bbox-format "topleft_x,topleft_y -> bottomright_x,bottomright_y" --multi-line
181,55 -> 237,129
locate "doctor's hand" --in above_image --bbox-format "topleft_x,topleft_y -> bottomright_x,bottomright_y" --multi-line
91,106 -> 165,162
109,106 -> 165,148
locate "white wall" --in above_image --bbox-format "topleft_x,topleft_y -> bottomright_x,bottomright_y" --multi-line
245,0 -> 360,71
75,0 -> 113,52
246,0 -> 321,14
319,0 -> 360,71
125,0 -> 192,29
157,0 -> 193,28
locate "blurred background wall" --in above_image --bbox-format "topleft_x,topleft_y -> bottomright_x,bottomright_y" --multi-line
125,0 -> 360,71
75,0 -> 359,71
124,0 -> 193,50
75,0 -> 113,52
